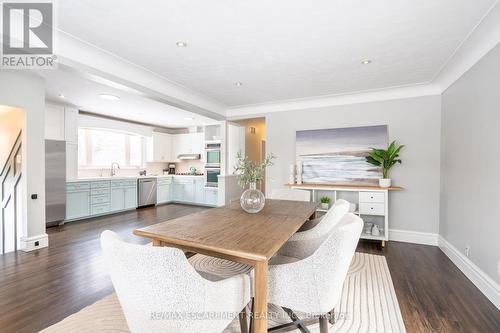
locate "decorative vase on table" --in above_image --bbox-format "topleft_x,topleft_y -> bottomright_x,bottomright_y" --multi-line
234,151 -> 276,214
240,182 -> 265,213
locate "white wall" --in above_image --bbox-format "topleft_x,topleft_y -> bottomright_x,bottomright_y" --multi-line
0,106 -> 24,166
441,44 -> 500,285
263,95 -> 442,234
0,71 -> 46,248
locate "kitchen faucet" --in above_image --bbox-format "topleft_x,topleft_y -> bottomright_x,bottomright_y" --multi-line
110,162 -> 121,176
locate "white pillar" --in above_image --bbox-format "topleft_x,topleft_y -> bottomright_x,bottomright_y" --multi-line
0,70 -> 47,250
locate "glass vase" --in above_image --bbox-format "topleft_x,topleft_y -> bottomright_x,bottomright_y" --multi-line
240,182 -> 265,213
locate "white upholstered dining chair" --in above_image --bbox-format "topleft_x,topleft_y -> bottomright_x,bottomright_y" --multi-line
278,199 -> 350,258
296,198 -> 350,235
271,188 -> 311,202
267,213 -> 363,332
189,213 -> 363,332
100,231 -> 251,333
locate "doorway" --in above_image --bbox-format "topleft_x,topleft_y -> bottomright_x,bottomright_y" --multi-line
234,117 -> 266,194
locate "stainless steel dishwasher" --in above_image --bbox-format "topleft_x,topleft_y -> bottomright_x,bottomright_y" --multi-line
138,178 -> 157,207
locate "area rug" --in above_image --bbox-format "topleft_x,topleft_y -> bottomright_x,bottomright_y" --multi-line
40,252 -> 406,333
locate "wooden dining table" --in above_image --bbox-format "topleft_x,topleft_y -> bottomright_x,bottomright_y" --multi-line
134,199 -> 318,333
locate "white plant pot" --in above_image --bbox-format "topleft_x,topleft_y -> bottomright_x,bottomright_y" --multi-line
379,178 -> 392,188
321,203 -> 329,210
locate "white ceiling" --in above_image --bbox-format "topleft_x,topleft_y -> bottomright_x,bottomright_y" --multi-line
40,69 -> 219,128
56,0 -> 497,107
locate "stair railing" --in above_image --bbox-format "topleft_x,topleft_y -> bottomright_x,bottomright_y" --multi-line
1,131 -> 22,255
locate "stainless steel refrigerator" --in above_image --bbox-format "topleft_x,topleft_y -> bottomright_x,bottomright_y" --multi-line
45,140 -> 66,226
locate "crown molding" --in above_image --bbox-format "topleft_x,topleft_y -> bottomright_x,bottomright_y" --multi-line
226,83 -> 441,118
226,3 -> 499,118
432,2 -> 500,93
13,2 -> 497,120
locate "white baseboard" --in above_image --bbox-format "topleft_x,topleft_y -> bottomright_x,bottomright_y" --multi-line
389,229 -> 439,246
438,236 -> 500,310
20,233 -> 49,252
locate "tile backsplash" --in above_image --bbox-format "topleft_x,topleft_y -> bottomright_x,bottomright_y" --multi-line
174,160 -> 204,174
78,162 -> 169,178
77,161 -> 205,178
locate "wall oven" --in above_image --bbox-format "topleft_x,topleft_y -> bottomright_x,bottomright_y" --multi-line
205,167 -> 220,187
205,142 -> 221,168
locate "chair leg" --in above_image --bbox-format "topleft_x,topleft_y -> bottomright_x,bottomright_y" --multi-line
328,308 -> 335,325
239,306 -> 249,333
319,315 -> 329,333
281,307 -> 311,333
248,297 -> 254,333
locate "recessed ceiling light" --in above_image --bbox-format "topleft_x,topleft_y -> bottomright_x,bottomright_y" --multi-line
58,93 -> 65,99
361,59 -> 372,65
176,41 -> 187,47
184,117 -> 194,121
99,94 -> 120,101
235,82 -> 243,87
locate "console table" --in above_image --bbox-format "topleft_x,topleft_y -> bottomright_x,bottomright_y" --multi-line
286,183 -> 403,247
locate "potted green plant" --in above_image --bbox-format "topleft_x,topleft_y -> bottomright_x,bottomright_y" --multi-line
320,196 -> 331,210
234,151 -> 275,213
366,141 -> 404,188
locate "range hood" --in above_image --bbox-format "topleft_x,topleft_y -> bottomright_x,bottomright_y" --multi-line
177,154 -> 201,160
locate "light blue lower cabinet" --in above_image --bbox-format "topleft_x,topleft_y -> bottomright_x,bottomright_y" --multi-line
204,188 -> 218,206
67,180 -> 138,221
172,183 -> 184,201
66,187 -> 90,220
195,179 -> 205,204
91,203 -> 111,216
124,187 -> 137,209
183,182 -> 196,203
66,177 -> 220,222
111,186 -> 137,212
157,184 -> 171,204
110,187 -> 125,211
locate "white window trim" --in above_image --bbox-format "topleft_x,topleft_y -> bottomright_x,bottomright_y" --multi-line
78,128 -> 147,169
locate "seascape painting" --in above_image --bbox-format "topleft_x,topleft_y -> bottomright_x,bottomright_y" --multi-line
296,125 -> 388,185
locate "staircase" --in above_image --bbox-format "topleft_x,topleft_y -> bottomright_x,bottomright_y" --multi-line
0,131 -> 22,255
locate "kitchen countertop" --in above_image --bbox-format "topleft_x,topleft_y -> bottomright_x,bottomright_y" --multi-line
66,174 -> 204,183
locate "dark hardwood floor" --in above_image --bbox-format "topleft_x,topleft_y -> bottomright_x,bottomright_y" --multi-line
0,204 -> 499,333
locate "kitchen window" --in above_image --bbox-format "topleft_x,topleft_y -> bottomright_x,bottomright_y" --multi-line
78,128 -> 146,168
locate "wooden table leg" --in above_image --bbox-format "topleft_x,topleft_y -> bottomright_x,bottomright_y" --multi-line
152,239 -> 162,246
253,261 -> 268,333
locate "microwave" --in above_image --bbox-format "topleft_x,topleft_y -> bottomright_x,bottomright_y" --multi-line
205,142 -> 221,168
205,167 -> 220,187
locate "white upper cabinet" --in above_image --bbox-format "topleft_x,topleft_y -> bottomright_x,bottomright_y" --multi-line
45,104 -> 79,143
64,107 -> 79,143
45,104 -> 65,140
204,124 -> 221,142
147,132 -> 172,162
189,132 -> 204,155
147,131 -> 204,162
171,132 -> 204,161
